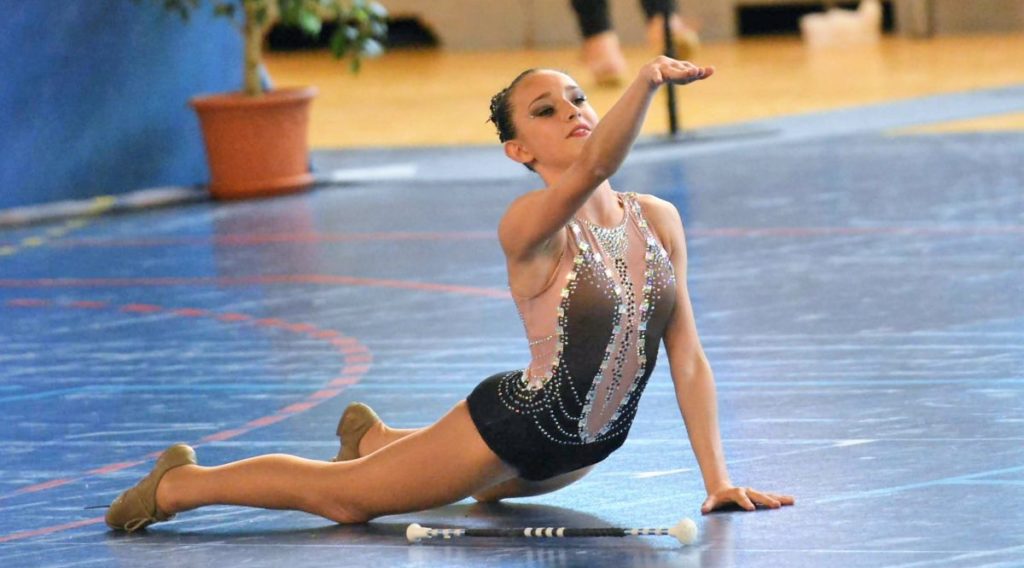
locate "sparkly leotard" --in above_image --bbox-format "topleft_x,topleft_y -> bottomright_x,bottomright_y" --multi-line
467,192 -> 677,480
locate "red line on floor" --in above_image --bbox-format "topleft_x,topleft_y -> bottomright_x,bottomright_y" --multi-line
0,275 -> 511,298
52,230 -> 496,248
38,226 -> 1024,251
343,364 -> 371,375
6,298 -> 51,307
121,303 -> 162,313
335,346 -> 371,356
280,402 -> 317,414
173,308 -> 208,317
88,461 -> 146,476
0,517 -> 105,544
69,300 -> 107,309
688,226 -> 1024,237
310,389 -> 343,399
255,318 -> 287,328
199,428 -> 249,443
12,478 -> 74,495
0,298 -> 374,545
246,415 -> 289,428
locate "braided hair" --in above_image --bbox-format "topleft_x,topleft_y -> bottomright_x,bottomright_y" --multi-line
490,68 -> 562,172
487,68 -> 540,144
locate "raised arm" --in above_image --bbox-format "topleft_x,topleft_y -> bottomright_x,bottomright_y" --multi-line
499,58 -> 713,263
640,195 -> 795,514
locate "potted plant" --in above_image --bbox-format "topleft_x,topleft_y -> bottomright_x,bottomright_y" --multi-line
142,0 -> 387,199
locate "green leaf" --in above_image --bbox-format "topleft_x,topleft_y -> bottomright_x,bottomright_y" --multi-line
297,9 -> 322,36
254,5 -> 268,26
213,2 -> 236,18
329,29 -> 350,56
279,0 -> 301,22
163,0 -> 193,21
361,38 -> 383,58
367,2 -> 388,20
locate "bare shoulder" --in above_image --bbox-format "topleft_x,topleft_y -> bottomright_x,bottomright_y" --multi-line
499,188 -> 567,261
632,193 -> 681,223
498,189 -> 546,251
631,193 -> 684,255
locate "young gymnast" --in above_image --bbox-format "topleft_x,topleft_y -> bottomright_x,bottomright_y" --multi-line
106,56 -> 794,532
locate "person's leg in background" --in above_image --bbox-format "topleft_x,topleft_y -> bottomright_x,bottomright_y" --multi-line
569,0 -> 700,86
570,0 -> 629,86
640,0 -> 700,59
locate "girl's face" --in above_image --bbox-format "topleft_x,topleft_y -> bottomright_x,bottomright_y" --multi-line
505,70 -> 599,174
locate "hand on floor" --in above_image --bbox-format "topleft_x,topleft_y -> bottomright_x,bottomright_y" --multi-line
701,485 -> 795,514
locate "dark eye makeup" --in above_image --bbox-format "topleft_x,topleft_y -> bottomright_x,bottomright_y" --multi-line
530,93 -> 587,118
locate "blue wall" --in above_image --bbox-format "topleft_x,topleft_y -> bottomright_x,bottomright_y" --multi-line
0,1 -> 243,210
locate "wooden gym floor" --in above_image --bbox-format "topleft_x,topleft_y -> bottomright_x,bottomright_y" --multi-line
264,34 -> 1024,148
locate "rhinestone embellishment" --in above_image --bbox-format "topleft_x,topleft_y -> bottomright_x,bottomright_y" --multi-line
579,215 -> 628,260
500,193 -> 677,448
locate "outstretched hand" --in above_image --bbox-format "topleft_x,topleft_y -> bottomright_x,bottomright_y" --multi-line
701,485 -> 795,514
641,56 -> 714,89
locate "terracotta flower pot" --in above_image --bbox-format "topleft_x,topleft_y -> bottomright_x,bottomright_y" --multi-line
190,87 -> 317,200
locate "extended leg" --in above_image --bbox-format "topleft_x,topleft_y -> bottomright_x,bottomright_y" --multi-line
156,401 -> 518,524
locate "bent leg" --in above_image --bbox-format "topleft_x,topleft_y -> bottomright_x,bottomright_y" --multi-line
157,401 -> 517,523
472,465 -> 594,503
359,424 -> 418,456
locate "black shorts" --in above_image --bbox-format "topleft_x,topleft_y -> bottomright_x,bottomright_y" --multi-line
466,370 -> 630,481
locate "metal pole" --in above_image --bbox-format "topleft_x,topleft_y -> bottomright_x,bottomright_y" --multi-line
662,7 -> 680,136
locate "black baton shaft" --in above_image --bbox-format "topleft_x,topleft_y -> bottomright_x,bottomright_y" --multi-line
462,527 -> 628,538
663,7 -> 680,136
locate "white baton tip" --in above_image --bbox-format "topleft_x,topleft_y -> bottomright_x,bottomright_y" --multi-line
669,518 -> 698,545
406,523 -> 431,543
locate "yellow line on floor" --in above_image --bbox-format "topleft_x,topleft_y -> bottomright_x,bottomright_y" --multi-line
0,196 -> 118,258
891,112 -> 1024,135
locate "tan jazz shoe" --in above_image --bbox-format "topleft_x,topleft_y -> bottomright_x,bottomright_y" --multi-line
647,13 -> 700,61
333,402 -> 381,462
105,443 -> 196,532
581,31 -> 628,87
